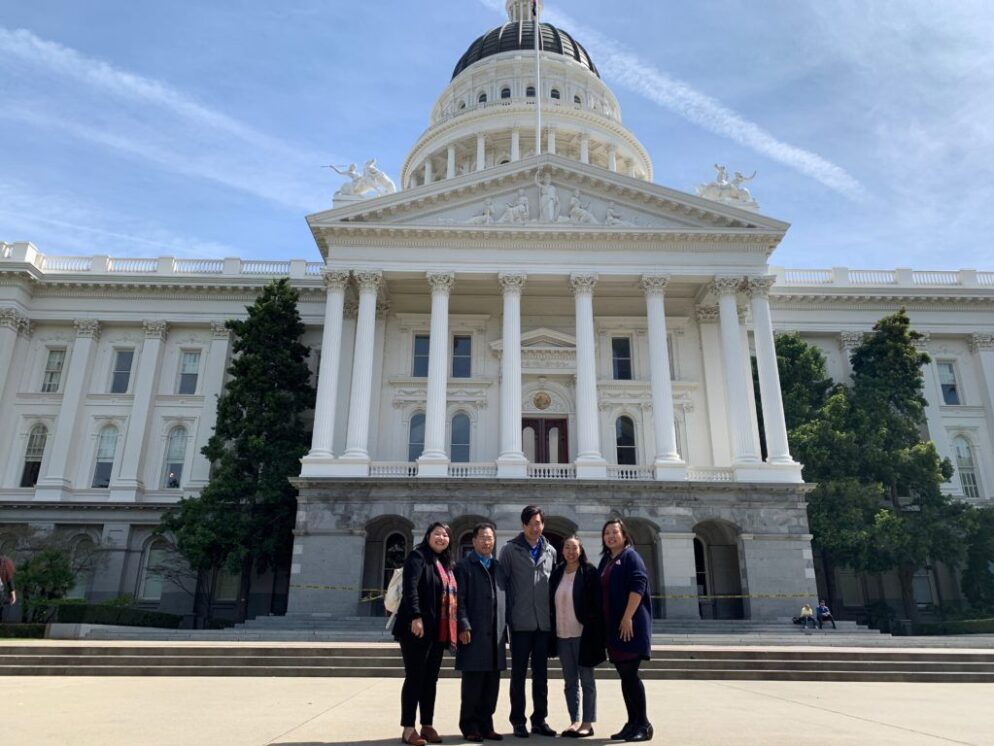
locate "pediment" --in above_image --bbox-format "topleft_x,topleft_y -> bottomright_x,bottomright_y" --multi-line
491,327 -> 576,352
307,155 -> 789,243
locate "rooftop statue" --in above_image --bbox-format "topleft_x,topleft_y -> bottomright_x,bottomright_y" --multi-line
327,158 -> 397,202
696,164 -> 759,211
535,171 -> 560,223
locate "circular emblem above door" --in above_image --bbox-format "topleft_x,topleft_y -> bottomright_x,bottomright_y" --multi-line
533,392 -> 552,410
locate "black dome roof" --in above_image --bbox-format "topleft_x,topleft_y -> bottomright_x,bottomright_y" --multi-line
452,21 -> 599,81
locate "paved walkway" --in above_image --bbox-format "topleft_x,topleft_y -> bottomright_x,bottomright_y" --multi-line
4,675 -> 992,745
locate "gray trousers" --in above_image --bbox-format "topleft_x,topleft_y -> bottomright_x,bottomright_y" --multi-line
558,636 -> 596,723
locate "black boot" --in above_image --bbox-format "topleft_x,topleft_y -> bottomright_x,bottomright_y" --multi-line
626,724 -> 654,742
610,723 -> 635,741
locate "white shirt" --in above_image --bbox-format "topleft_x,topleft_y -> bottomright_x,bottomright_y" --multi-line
555,569 -> 584,639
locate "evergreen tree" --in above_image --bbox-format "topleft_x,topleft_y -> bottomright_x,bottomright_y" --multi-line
160,278 -> 315,623
961,507 -> 994,612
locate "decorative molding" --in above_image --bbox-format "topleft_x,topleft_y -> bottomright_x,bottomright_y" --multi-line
143,320 -> 169,340
209,320 -> 230,339
376,300 -> 392,319
969,334 -> 994,352
838,331 -> 866,352
426,271 -> 456,293
353,270 -> 383,293
694,305 -> 719,323
498,272 -> 527,293
0,307 -> 32,337
745,275 -> 776,299
321,269 -> 350,291
639,274 -> 670,297
343,302 -> 359,320
711,276 -> 743,296
74,319 -> 101,339
569,273 -> 598,295
912,332 -> 931,351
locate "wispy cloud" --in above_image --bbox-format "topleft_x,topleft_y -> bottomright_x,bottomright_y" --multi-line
0,27 -> 336,211
475,0 -> 865,200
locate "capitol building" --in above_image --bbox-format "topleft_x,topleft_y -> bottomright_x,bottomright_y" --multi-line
1,0 -> 991,624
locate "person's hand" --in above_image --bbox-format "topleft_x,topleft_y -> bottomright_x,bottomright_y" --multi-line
459,630 -> 471,645
619,616 -> 634,642
9,591 -> 15,605
411,618 -> 424,638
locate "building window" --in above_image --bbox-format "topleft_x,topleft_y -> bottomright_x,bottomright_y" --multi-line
573,94 -> 582,105
452,335 -> 472,378
214,567 -> 241,602
138,538 -> 171,601
612,337 -> 633,380
478,92 -> 487,103
550,88 -> 560,100
526,86 -> 536,97
937,362 -> 961,405
67,536 -> 97,599
408,413 -> 425,462
954,436 -> 981,498
162,427 -> 188,489
178,351 -> 201,395
412,335 -> 430,377
41,348 -> 66,393
616,416 -> 637,465
501,87 -> 511,99
20,424 -> 48,487
451,413 -> 471,463
110,349 -> 135,394
91,425 -> 119,488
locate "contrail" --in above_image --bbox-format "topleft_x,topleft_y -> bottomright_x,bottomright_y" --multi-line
475,1 -> 865,199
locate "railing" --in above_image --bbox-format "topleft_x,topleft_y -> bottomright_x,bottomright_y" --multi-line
448,463 -> 499,478
527,463 -> 576,480
779,269 -> 832,284
606,465 -> 653,481
0,243 -> 12,259
913,270 -> 959,285
849,269 -> 896,284
774,267 -> 992,288
370,462 -> 418,477
306,262 -> 324,276
978,272 -> 994,287
108,258 -> 158,273
174,259 -> 224,274
242,260 -> 291,275
687,467 -> 734,482
437,96 -> 605,125
40,256 -> 92,272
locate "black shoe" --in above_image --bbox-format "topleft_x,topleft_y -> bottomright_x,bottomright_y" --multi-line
575,728 -> 594,739
626,724 -> 653,742
531,722 -> 557,737
611,723 -> 635,740
513,724 -> 530,738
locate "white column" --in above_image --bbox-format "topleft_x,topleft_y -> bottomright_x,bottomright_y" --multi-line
36,319 -> 100,499
109,320 -> 167,501
476,134 -> 486,172
579,133 -> 589,164
917,334 -> 956,476
608,145 -> 618,172
838,331 -> 864,380
547,127 -> 556,155
511,128 -> 520,161
339,270 -> 382,473
641,275 -> 685,479
497,273 -> 527,477
188,320 -> 232,486
747,277 -> 801,478
713,278 -> 761,466
570,273 -> 607,478
0,308 -> 28,401
418,272 -> 455,477
446,145 -> 456,179
423,158 -> 433,185
301,270 -> 350,475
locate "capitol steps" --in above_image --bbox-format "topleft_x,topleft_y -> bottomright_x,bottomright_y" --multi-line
3,644 -> 994,682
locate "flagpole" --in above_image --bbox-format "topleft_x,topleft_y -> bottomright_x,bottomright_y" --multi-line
534,0 -> 542,156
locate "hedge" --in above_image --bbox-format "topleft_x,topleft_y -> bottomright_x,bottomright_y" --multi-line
915,618 -> 994,635
0,624 -> 46,638
37,601 -> 182,629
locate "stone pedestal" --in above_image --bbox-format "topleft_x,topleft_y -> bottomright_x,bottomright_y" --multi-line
740,533 -> 817,619
659,533 -> 699,619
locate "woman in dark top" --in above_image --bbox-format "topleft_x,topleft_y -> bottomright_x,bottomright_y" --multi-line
549,535 -> 604,738
598,519 -> 653,742
394,522 -> 458,746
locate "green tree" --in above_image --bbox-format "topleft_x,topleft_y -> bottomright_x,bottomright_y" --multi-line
774,332 -> 835,433
961,507 -> 994,612
18,548 -> 75,622
160,278 -> 315,624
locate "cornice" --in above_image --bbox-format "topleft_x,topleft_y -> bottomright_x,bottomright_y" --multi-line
771,293 -> 994,311
0,271 -> 323,298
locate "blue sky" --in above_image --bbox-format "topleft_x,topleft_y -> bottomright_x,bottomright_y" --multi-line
2,1 -> 993,269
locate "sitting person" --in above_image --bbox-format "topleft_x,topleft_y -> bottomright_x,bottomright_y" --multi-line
816,600 -> 837,629
799,603 -> 816,630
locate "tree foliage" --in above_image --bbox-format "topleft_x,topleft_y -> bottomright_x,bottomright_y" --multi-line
159,278 -> 315,622
18,549 -> 75,622
961,508 -> 994,612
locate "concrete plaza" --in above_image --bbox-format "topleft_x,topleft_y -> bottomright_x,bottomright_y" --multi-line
3,674 -> 992,746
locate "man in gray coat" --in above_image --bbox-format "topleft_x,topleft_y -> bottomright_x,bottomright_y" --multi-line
498,505 -> 558,738
455,522 -> 507,742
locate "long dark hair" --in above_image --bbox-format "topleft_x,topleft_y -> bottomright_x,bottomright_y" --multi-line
418,522 -> 454,568
600,518 -> 633,558
0,556 -> 13,584
561,534 -> 589,568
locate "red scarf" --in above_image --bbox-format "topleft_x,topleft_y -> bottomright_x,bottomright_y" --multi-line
435,559 -> 458,646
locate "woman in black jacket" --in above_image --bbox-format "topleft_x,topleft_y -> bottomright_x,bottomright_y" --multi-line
394,522 -> 457,746
549,535 -> 605,738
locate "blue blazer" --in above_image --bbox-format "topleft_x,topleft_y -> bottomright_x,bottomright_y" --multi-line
597,546 -> 652,660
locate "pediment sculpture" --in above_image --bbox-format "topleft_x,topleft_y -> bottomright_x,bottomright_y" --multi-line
327,158 -> 397,203
696,164 -> 759,210
464,176 -> 639,227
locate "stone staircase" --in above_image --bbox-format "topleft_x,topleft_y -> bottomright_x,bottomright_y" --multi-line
3,643 -> 994,681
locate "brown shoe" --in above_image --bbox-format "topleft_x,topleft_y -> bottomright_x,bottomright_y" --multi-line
421,725 -> 444,743
401,732 -> 427,746
483,731 -> 505,741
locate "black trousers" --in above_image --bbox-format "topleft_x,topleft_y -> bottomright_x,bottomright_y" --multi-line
509,629 -> 549,727
614,659 -> 648,728
460,670 -> 501,736
399,637 -> 446,727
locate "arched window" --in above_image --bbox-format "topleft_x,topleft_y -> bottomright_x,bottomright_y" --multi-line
526,86 -> 536,97
954,436 -> 981,498
162,427 -> 188,489
615,416 -> 637,465
573,94 -> 582,105
20,424 -> 48,487
500,87 -> 511,99
451,413 -> 471,463
478,92 -> 487,103
408,413 -> 425,462
383,532 -> 407,589
91,425 -> 119,488
458,530 -> 474,558
459,101 -> 467,110
138,538 -> 171,601
550,88 -> 560,100
67,536 -> 97,599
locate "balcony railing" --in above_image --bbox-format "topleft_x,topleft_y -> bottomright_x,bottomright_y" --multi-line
526,463 -> 577,479
369,462 -> 418,477
448,463 -> 499,478
687,467 -> 735,482
606,465 -> 653,480
772,266 -> 992,289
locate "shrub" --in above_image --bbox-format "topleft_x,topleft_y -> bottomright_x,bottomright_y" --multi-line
36,600 -> 182,629
915,618 -> 994,635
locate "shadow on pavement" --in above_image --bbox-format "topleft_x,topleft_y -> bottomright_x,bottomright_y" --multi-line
277,739 -> 614,746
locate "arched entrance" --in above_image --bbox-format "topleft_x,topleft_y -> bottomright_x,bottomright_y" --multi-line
362,516 -> 414,616
626,518 -> 662,619
541,515 -> 578,559
693,520 -> 745,620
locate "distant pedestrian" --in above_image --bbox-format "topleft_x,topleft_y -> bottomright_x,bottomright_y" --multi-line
499,505 -> 558,738
799,603 -> 816,630
816,600 -> 836,630
455,522 -> 507,742
394,522 -> 457,746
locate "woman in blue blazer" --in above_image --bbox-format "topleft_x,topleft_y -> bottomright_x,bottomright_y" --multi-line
598,519 -> 653,742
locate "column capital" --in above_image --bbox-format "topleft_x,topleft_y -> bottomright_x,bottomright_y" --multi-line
209,320 -> 230,340
569,273 -> 598,295
694,305 -> 719,323
376,300 -> 392,319
498,272 -> 527,293
711,276 -> 743,296
745,275 -> 776,298
74,319 -> 101,339
143,320 -> 169,340
426,271 -> 455,294
640,274 -> 670,296
838,331 -> 865,352
0,307 -> 31,337
353,270 -> 382,293
969,333 -> 994,352
343,302 -> 359,320
321,269 -> 351,291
